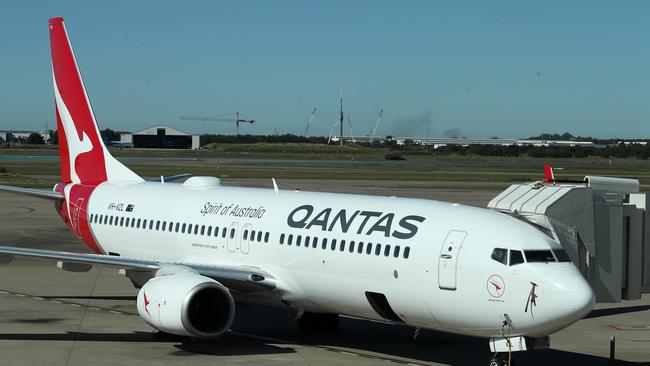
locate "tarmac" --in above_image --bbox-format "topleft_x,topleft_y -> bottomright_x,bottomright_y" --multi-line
0,183 -> 649,366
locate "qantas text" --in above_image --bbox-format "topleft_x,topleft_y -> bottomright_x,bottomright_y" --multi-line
287,205 -> 425,239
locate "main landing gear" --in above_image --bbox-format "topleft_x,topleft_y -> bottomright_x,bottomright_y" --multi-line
296,312 -> 339,333
489,353 -> 516,366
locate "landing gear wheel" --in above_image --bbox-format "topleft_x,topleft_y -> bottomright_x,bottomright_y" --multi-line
489,353 -> 507,366
296,312 -> 339,333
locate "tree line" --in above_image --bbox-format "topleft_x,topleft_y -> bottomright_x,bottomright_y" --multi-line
8,130 -> 650,160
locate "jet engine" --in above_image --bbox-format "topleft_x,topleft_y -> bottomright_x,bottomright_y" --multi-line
136,273 -> 235,338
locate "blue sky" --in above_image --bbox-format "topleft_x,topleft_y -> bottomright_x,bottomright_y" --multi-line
1,1 -> 649,138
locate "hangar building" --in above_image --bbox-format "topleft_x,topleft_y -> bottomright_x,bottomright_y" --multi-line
120,125 -> 200,149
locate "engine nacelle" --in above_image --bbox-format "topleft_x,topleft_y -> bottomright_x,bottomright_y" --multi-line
136,273 -> 235,338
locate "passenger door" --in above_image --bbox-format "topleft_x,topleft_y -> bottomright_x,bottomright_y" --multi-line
438,230 -> 467,290
240,223 -> 252,255
226,222 -> 239,253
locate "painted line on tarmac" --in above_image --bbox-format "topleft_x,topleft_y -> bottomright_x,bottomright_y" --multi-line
1,288 -> 427,366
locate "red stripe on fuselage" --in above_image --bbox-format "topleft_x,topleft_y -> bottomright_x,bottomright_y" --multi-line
56,183 -> 103,254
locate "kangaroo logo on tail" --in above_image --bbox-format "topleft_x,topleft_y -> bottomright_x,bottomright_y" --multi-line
49,17 -> 142,185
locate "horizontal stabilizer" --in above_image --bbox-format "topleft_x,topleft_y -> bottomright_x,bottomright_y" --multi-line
0,184 -> 63,200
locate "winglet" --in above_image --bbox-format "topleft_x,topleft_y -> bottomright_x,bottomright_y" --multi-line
272,178 -> 279,194
543,164 -> 555,184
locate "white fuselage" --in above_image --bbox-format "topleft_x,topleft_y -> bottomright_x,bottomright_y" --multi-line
84,180 -> 594,338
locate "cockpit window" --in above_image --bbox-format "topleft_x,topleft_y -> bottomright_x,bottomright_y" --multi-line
552,249 -> 571,262
491,248 -> 507,265
510,250 -> 524,266
524,250 -> 556,263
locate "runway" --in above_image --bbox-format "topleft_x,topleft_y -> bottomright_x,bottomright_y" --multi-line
1,188 -> 649,365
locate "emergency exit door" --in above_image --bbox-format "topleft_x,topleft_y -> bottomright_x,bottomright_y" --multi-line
438,230 -> 467,290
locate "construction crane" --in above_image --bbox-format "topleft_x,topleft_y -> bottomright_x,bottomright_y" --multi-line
180,112 -> 255,135
370,109 -> 384,143
339,87 -> 344,146
303,107 -> 317,136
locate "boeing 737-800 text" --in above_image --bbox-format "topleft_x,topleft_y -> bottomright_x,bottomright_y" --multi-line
0,18 -> 594,366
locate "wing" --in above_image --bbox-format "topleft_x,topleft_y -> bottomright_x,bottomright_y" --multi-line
146,174 -> 192,183
0,245 -> 277,293
0,185 -> 63,200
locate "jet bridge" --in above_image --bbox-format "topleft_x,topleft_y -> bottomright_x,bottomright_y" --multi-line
488,176 -> 650,303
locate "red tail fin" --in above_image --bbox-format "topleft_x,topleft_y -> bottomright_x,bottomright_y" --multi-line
49,17 -> 141,185
543,164 -> 555,184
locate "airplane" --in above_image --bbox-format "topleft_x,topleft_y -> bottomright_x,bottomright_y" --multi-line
0,17 -> 595,366
102,136 -> 134,149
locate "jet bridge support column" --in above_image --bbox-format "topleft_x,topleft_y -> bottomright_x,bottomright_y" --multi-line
628,193 -> 650,295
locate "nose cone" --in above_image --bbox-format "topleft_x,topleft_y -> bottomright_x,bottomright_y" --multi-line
544,266 -> 595,330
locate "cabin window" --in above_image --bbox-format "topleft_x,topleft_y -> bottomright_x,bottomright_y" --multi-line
403,247 -> 411,259
288,234 -> 293,245
384,245 -> 391,257
251,230 -> 256,241
243,230 -> 249,240
230,228 -> 235,239
524,250 -> 556,263
491,248 -> 508,265
312,237 -> 318,248
194,225 -> 199,235
131,218 -> 136,228
393,246 -> 400,258
181,223 -> 186,233
321,238 -> 328,249
331,239 -> 337,251
304,236 -> 310,247
89,214 -> 94,222
264,232 -> 270,243
175,223 -> 180,232
296,235 -> 302,247
553,249 -> 571,262
136,218 -> 141,228
349,241 -> 355,253
222,227 -> 227,238
280,233 -> 285,244
339,240 -> 346,252
149,220 -> 154,230
124,217 -> 129,227
155,221 -> 160,230
206,226 -> 212,236
213,226 -> 219,237
187,224 -> 193,234
510,250 -> 525,265
357,241 -> 364,254
366,243 -> 373,255
200,225 -> 205,235
375,244 -> 382,256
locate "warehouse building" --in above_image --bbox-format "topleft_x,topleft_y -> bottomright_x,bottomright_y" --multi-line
120,125 -> 200,149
